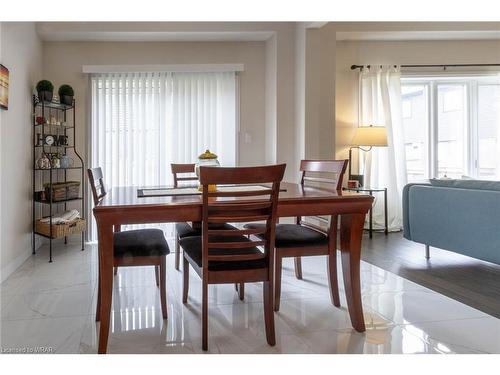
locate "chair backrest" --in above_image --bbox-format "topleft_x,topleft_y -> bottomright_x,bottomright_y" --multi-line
87,167 -> 107,206
199,164 -> 286,271
171,163 -> 198,188
298,159 -> 348,234
300,159 -> 348,191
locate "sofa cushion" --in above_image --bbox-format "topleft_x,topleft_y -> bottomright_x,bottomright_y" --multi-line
430,178 -> 500,192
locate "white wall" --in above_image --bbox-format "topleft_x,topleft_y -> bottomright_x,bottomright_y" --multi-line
43,41 -> 267,171
335,38 -> 500,170
0,22 -> 42,282
304,24 -> 336,160
38,22 -> 305,183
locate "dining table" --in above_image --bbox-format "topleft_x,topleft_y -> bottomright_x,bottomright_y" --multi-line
93,182 -> 374,353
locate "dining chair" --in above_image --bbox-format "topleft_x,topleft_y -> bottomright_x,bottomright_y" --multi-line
170,163 -> 244,298
179,164 -> 286,351
171,163 -> 198,271
245,159 -> 348,311
88,167 -> 170,321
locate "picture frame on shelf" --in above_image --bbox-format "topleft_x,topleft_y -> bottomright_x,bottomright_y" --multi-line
0,64 -> 9,110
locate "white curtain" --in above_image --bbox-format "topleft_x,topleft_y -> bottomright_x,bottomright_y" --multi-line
89,71 -> 237,240
91,72 -> 171,188
359,65 -> 407,231
171,73 -> 236,167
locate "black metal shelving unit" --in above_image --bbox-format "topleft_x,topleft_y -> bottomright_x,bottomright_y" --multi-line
32,95 -> 85,262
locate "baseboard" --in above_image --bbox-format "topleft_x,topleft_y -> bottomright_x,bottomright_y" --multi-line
0,238 -> 43,284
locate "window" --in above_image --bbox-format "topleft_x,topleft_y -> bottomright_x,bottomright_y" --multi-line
402,99 -> 412,119
477,84 -> 500,179
437,84 -> 467,178
401,85 -> 429,181
401,76 -> 500,181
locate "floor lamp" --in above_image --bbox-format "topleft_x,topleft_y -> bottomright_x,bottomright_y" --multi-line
348,125 -> 388,187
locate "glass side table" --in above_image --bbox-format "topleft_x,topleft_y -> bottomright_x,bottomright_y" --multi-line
343,187 -> 388,238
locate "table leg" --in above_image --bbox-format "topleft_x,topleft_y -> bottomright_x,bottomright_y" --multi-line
384,188 -> 388,235
340,213 -> 366,332
368,190 -> 373,239
96,221 -> 114,354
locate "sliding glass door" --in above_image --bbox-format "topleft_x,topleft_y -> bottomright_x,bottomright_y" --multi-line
90,71 -> 237,187
89,71 -> 238,240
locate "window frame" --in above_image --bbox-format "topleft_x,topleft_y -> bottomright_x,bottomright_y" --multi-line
401,74 -> 500,179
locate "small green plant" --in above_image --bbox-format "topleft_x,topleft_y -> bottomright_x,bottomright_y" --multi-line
36,80 -> 54,93
58,84 -> 74,97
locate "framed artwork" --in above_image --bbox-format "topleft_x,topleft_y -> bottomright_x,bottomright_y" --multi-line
0,64 -> 9,110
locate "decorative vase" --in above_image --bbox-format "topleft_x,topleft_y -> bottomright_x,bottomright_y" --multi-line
195,149 -> 220,192
60,155 -> 74,169
60,95 -> 73,106
51,155 -> 61,169
36,154 -> 51,169
38,91 -> 53,102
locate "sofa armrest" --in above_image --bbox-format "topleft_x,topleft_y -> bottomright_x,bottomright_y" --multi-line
402,182 -> 431,240
405,184 -> 500,265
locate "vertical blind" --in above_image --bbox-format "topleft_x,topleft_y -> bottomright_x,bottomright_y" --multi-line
89,71 -> 237,240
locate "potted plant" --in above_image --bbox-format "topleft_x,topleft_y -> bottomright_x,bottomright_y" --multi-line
58,84 -> 74,106
36,80 -> 54,102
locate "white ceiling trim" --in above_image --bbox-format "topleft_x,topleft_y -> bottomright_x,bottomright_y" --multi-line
336,30 -> 500,41
306,22 -> 329,29
40,31 -> 274,42
82,64 -> 245,74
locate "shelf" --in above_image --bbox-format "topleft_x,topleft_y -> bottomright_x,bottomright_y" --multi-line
35,217 -> 86,239
35,100 -> 74,111
34,231 -> 58,239
34,230 -> 84,240
35,145 -> 74,148
34,197 -> 83,204
35,167 -> 83,171
34,123 -> 74,129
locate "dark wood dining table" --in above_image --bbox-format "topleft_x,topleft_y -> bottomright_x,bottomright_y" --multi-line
93,182 -> 374,353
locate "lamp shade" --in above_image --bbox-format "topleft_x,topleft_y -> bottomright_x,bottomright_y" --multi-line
351,125 -> 388,147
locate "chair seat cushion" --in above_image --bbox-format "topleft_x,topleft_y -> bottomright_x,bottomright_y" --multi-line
244,223 -> 328,248
179,235 -> 267,271
113,229 -> 170,258
175,222 -> 238,238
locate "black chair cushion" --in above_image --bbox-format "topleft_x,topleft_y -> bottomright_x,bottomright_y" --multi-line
114,229 -> 170,258
179,235 -> 267,272
175,222 -> 238,238
244,223 -> 328,248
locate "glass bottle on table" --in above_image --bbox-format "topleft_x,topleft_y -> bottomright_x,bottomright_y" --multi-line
195,149 -> 220,192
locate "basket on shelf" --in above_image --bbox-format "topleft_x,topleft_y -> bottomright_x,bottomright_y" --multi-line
44,181 -> 80,201
35,218 -> 86,239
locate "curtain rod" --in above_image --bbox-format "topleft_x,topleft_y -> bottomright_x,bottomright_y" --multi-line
350,63 -> 500,70
82,64 -> 245,74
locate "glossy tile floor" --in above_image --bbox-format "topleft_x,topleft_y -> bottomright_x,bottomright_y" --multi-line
1,229 -> 500,354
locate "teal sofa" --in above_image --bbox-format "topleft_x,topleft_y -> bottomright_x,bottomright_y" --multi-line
403,180 -> 500,265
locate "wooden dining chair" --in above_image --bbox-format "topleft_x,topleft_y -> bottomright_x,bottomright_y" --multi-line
245,159 -> 348,311
88,167 -> 170,321
170,164 -> 242,299
179,164 -> 286,351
